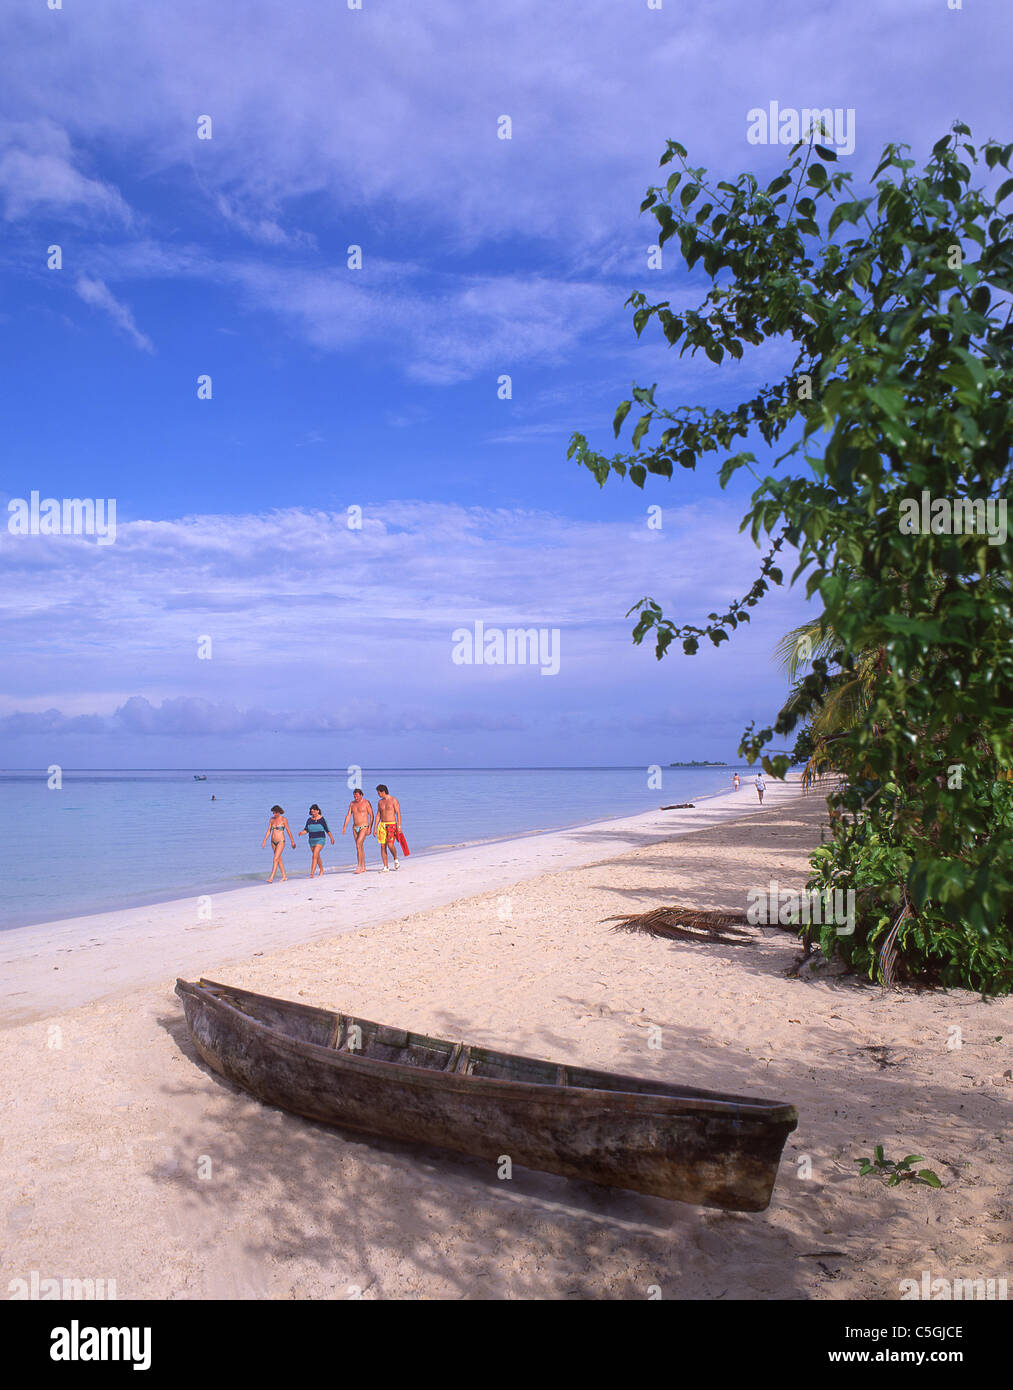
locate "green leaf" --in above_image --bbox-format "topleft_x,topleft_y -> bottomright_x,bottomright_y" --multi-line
612,400 -> 633,438
829,198 -> 871,235
572,128 -> 1013,1001
719,451 -> 752,486
867,385 -> 905,419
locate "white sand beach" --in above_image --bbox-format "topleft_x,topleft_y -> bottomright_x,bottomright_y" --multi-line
1,780 -> 1010,1300
0,779 -> 798,1026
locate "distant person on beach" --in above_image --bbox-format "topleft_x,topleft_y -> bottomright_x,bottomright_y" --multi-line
342,788 -> 374,874
262,804 -> 295,882
733,773 -> 740,791
299,804 -> 334,877
374,783 -> 402,872
755,774 -> 766,803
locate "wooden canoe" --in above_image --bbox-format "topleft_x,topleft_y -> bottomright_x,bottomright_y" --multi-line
174,978 -> 798,1210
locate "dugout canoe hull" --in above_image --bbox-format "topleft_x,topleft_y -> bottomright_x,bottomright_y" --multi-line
174,977 -> 797,1210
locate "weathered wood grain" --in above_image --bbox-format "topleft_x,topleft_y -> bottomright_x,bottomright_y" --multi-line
175,977 -> 798,1211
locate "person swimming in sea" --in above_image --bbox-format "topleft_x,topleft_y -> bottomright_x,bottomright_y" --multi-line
299,804 -> 334,877
262,805 -> 295,882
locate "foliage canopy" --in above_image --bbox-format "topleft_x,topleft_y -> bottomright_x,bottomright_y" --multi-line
569,125 -> 1013,991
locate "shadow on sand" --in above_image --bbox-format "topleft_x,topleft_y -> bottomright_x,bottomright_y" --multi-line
153,969 -> 997,1301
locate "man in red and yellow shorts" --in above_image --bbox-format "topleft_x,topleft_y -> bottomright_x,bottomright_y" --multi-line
374,784 -> 403,872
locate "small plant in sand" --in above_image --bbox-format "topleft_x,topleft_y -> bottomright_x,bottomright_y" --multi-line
856,1144 -> 942,1188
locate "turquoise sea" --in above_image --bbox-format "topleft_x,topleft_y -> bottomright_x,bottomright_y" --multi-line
0,766 -> 744,930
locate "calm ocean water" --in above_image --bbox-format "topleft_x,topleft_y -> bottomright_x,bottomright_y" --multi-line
0,766 -> 742,930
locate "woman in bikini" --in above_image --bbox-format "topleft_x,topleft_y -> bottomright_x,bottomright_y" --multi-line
262,805 -> 295,882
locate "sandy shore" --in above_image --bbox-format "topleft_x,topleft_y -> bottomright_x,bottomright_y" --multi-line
0,778 -> 799,1026
2,781 -> 1010,1300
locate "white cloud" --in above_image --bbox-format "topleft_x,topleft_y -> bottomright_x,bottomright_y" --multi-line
6,3 -> 1006,384
0,120 -> 131,224
0,500 -> 813,726
213,192 -> 316,250
74,276 -> 154,353
3,0 -> 1005,251
79,246 -> 618,383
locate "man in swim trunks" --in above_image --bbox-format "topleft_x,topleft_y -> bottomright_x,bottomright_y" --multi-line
374,783 -> 402,872
342,788 -> 374,873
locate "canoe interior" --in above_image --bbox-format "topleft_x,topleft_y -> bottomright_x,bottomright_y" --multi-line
192,977 -> 795,1119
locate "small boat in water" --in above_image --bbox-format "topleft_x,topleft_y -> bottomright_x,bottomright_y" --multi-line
193,774 -> 207,781
175,978 -> 797,1209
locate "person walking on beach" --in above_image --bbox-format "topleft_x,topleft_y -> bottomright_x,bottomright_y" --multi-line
262,804 -> 295,882
299,803 -> 334,877
374,783 -> 403,872
733,773 -> 740,791
755,773 -> 766,804
342,788 -> 374,873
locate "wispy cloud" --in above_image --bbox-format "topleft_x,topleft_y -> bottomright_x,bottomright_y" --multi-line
6,3 -> 1007,383
74,276 -> 154,352
79,246 -> 618,383
0,501 -> 812,750
4,0 -> 1004,250
213,192 -> 316,250
0,120 -> 132,225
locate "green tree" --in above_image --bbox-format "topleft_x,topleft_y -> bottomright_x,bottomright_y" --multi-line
570,124 -> 1013,992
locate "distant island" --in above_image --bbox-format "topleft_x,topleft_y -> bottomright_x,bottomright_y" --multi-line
668,760 -> 726,767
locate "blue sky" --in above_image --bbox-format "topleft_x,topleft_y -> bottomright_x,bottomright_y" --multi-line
1,0 -> 1009,768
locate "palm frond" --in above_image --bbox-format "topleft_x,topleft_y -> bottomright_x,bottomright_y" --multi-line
604,905 -> 753,945
773,619 -> 840,682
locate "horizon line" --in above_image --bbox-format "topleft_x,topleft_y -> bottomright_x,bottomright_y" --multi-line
0,763 -> 740,773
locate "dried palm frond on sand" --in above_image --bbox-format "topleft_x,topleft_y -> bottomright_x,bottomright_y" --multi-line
604,904 -> 754,946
